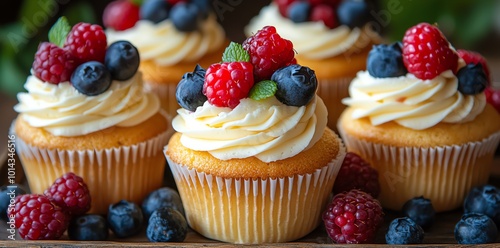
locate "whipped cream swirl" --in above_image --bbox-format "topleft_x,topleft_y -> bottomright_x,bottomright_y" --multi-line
245,4 -> 378,59
172,96 -> 328,163
14,72 -> 160,136
342,70 -> 486,130
106,15 -> 225,66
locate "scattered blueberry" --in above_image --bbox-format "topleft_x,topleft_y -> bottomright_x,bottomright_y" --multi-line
287,1 -> 310,23
402,196 -> 435,229
107,200 -> 144,238
71,61 -> 112,96
336,0 -> 373,28
457,63 -> 488,95
0,184 -> 27,221
176,64 -> 207,112
105,41 -> 140,81
463,184 -> 500,227
140,0 -> 170,23
454,213 -> 498,244
271,64 -> 318,107
170,2 -> 202,32
142,187 -> 185,221
385,217 -> 424,244
68,214 -> 109,241
146,207 -> 188,242
367,42 -> 407,78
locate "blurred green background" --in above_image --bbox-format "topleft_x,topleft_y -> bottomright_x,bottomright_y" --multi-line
1,0 -> 499,98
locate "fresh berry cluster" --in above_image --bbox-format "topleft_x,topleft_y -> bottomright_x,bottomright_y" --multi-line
32,17 -> 140,96
177,26 -> 317,110
276,0 -> 373,29
367,22 -> 490,96
103,0 -> 210,32
332,152 -> 380,198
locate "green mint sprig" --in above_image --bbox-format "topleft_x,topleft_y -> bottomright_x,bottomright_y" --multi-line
48,16 -> 71,47
249,80 -> 277,101
222,42 -> 250,62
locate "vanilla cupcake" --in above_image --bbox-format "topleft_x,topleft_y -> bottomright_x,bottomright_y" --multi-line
338,23 -> 500,212
245,0 -> 381,130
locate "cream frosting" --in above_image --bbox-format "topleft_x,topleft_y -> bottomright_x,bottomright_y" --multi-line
342,70 -> 486,130
14,72 -> 160,136
106,15 -> 225,66
172,96 -> 328,163
245,4 -> 379,60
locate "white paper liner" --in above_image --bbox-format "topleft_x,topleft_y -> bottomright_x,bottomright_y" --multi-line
316,77 -> 353,132
164,141 -> 346,244
339,126 -> 500,212
144,80 -> 178,121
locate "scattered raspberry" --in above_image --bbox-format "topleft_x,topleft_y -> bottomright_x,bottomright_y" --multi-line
167,0 -> 187,5
63,22 -> 107,63
103,0 -> 140,31
8,194 -> 70,240
44,172 -> 91,216
310,4 -> 338,29
333,152 -> 380,198
203,62 -> 254,108
485,87 -> 500,113
322,189 -> 384,244
32,42 -> 77,84
242,26 -> 295,81
402,23 -> 459,80
457,49 -> 491,84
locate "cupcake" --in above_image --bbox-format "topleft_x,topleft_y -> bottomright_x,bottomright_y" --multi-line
245,0 -> 381,130
338,23 -> 500,212
165,27 -> 346,244
104,0 -> 228,119
12,18 -> 171,214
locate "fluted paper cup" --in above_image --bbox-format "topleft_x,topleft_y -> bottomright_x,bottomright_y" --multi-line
316,77 -> 353,132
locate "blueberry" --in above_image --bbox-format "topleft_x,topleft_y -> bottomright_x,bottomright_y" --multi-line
176,64 -> 207,112
385,217 -> 424,244
71,61 -> 112,96
105,41 -> 140,81
464,184 -> 500,227
457,63 -> 488,95
191,0 -> 210,19
337,0 -> 373,28
455,213 -> 498,244
287,1 -> 310,23
68,214 -> 109,241
107,200 -> 144,238
402,196 -> 435,229
142,187 -> 185,221
146,207 -> 188,242
0,184 -> 27,221
271,64 -> 317,107
170,2 -> 202,32
140,0 -> 170,23
367,42 -> 407,78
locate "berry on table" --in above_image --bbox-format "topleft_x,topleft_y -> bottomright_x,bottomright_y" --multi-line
71,61 -> 112,96
107,200 -> 144,238
63,22 -> 107,64
485,87 -> 500,113
336,0 -> 372,28
105,41 -> 140,81
103,0 -> 140,31
287,1 -> 311,23
271,64 -> 317,107
322,189 -> 384,244
402,22 -> 459,80
367,42 -> 407,78
463,184 -> 500,227
0,184 -> 27,221
170,2 -> 202,32
402,196 -> 435,229
176,64 -> 207,111
385,217 -> 424,244
457,49 -> 491,84
310,4 -> 338,29
142,187 -> 185,221
456,63 -> 488,95
7,194 -> 70,240
32,42 -> 77,84
332,152 -> 380,198
140,0 -> 170,23
68,214 -> 109,241
146,207 -> 188,242
44,172 -> 91,216
454,213 -> 498,244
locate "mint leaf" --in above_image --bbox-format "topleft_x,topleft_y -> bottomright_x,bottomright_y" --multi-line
249,80 -> 277,101
222,42 -> 250,62
48,16 -> 71,47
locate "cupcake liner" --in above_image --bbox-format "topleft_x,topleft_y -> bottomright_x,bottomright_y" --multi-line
144,80 -> 179,121
316,77 -> 353,132
12,121 -> 171,214
339,127 -> 500,212
164,143 -> 346,244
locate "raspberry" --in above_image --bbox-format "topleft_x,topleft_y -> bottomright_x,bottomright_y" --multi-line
103,0 -> 140,31
457,49 -> 491,84
32,42 -> 77,84
203,62 -> 254,108
64,22 -> 107,63
8,194 -> 70,240
322,189 -> 384,244
332,152 -> 380,198
44,172 -> 91,216
402,23 -> 459,80
242,26 -> 295,81
276,0 -> 295,17
311,4 -> 338,29
485,87 -> 500,113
